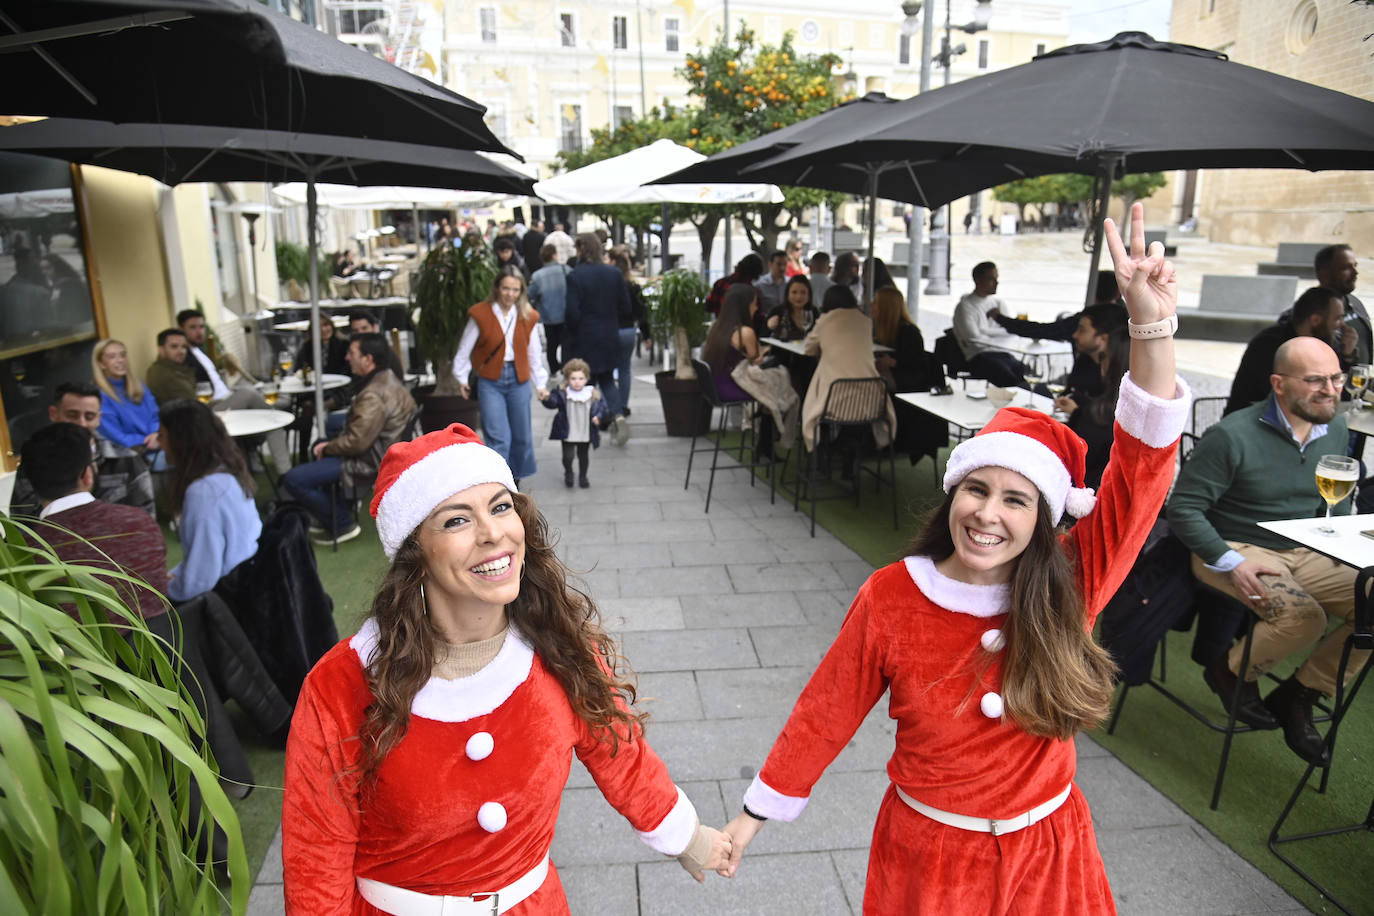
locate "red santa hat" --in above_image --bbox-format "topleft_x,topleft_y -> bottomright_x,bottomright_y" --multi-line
942,407 -> 1097,523
370,423 -> 517,559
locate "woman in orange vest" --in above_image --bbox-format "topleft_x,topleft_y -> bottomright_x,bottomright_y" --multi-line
453,266 -> 550,482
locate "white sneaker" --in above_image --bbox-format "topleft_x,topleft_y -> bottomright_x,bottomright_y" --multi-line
613,415 -> 630,445
312,523 -> 361,546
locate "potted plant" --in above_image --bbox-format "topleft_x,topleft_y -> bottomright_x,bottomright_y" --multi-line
647,269 -> 711,436
0,519 -> 249,913
412,242 -> 497,433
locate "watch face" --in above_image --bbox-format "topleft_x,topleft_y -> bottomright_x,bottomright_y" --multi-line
801,20 -> 820,42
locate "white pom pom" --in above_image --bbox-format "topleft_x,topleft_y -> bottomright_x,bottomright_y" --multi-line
465,731 -> 494,761
980,692 -> 1004,719
980,629 -> 1005,652
477,801 -> 507,833
1065,487 -> 1097,519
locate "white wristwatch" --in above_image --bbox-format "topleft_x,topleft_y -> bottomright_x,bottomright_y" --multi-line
1127,315 -> 1178,339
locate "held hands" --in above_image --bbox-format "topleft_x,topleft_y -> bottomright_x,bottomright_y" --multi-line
458,383 -> 471,399
536,388 -> 550,400
1228,559 -> 1281,612
1104,201 -> 1177,326
681,826 -> 736,884
720,810 -> 765,878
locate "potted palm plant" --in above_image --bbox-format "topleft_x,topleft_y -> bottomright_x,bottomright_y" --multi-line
648,269 -> 711,436
412,242 -> 498,433
0,518 -> 249,914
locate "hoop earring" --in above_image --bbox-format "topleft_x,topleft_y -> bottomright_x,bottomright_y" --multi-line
420,581 -> 429,615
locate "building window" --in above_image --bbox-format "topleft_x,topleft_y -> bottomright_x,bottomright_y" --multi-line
664,17 -> 680,51
479,7 -> 496,43
898,34 -> 910,65
613,105 -> 634,129
612,15 -> 628,50
1035,42 -> 1046,57
560,104 -> 583,153
559,13 -> 575,47
977,38 -> 989,69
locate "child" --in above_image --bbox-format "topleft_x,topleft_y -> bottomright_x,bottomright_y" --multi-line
542,358 -> 609,488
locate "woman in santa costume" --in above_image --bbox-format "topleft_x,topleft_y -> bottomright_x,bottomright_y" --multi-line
282,423 -> 732,914
721,204 -> 1191,915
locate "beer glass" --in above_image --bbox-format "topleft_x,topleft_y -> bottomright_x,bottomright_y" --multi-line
1315,454 -> 1359,536
195,382 -> 213,405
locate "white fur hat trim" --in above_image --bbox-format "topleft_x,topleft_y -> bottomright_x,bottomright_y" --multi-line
375,442 -> 516,558
943,430 -> 1092,523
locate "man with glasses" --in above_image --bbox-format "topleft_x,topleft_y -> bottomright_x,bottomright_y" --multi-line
1169,337 -> 1369,767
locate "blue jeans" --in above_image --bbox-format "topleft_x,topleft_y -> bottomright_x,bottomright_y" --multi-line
282,455 -> 350,532
615,328 -> 637,411
477,363 -> 537,479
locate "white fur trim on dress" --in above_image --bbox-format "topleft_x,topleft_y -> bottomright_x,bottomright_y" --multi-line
636,785 -> 699,856
904,556 -> 1010,619
743,774 -> 809,822
375,441 -> 517,558
1115,374 -> 1192,449
349,619 -> 535,722
943,429 -> 1076,522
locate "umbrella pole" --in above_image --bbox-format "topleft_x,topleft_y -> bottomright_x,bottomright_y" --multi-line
307,174 -> 328,440
865,168 -> 878,308
1084,156 -> 1119,309
661,201 -> 670,275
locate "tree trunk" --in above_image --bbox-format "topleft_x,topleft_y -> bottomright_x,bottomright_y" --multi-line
433,356 -> 463,397
693,213 -> 721,281
673,326 -> 696,380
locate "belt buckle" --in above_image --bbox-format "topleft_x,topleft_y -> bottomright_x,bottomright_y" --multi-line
443,892 -> 499,916
988,818 -> 1000,836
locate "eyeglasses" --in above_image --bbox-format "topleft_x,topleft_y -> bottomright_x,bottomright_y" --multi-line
1278,372 -> 1347,389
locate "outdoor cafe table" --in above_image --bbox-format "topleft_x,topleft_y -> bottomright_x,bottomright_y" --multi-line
1257,512 -> 1374,916
896,388 -> 1055,440
999,338 -> 1074,379
274,315 -> 349,333
762,336 -> 894,356
219,408 -> 295,493
275,373 -> 351,396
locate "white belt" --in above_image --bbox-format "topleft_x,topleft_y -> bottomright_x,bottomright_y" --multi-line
895,784 -> 1073,837
357,855 -> 549,916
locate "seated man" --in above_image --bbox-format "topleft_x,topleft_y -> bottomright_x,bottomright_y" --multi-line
993,270 -> 1122,397
1168,337 -> 1369,766
1224,286 -> 1344,416
21,422 -> 169,622
144,327 -> 197,403
9,382 -> 155,517
348,308 -> 381,337
282,334 -> 416,544
177,309 -> 291,471
951,260 -> 1029,388
752,250 -> 789,312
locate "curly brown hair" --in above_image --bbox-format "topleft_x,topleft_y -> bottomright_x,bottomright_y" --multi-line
351,492 -> 644,789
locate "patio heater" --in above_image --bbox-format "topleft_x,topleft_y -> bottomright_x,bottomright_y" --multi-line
228,200 -> 280,379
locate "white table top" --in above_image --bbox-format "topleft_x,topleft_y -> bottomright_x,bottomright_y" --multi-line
761,336 -> 894,356
274,373 -> 351,394
219,409 -> 295,438
1257,514 -> 1374,570
1345,404 -> 1374,437
1001,339 -> 1073,359
273,315 -> 350,332
897,388 -> 1055,433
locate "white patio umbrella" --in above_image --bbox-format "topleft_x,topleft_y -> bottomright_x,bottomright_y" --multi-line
533,139 -> 783,271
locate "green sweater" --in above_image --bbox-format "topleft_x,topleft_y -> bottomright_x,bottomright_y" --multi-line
144,356 -> 196,404
1167,394 -> 1351,563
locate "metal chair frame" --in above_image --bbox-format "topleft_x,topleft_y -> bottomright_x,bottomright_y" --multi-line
682,358 -> 776,513
792,377 -> 898,538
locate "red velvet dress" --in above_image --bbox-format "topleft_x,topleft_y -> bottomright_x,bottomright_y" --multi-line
743,376 -> 1190,916
283,622 -> 697,914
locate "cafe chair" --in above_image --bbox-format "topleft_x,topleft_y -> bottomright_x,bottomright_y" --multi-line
684,357 -> 773,513
1268,567 -> 1374,916
795,377 -> 898,538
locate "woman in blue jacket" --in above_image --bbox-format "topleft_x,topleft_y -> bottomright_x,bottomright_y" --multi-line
92,338 -> 161,453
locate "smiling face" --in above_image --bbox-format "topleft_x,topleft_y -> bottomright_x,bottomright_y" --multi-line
939,466 -> 1039,585
414,483 -> 526,633
98,342 -> 129,380
495,274 -> 523,308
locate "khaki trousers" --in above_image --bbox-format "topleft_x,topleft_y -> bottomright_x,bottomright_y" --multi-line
1190,543 -> 1370,697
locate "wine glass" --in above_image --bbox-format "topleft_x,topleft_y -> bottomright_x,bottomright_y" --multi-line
1047,380 -> 1069,419
1315,454 -> 1359,536
1023,372 -> 1044,406
195,382 -> 213,405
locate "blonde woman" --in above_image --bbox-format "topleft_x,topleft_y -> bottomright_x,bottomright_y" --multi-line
452,266 -> 550,481
91,338 -> 160,452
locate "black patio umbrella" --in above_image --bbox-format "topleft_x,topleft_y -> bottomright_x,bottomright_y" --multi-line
669,32 -> 1374,304
0,0 -> 515,156
0,117 -> 535,430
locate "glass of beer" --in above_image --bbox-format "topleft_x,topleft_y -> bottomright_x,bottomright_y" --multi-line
1351,365 -> 1371,393
278,350 -> 294,377
263,383 -> 279,406
1315,454 -> 1359,536
195,382 -> 213,405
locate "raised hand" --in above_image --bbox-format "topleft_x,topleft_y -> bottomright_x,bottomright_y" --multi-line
1103,201 -> 1177,326
720,811 -> 765,878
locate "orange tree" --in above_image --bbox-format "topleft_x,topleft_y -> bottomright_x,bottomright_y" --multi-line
682,27 -> 845,257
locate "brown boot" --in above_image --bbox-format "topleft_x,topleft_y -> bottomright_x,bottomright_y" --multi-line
1203,656 -> 1279,729
1263,675 -> 1331,767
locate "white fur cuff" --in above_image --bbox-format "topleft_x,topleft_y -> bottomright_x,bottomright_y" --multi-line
637,786 -> 699,856
743,774 -> 809,822
1116,374 -> 1192,448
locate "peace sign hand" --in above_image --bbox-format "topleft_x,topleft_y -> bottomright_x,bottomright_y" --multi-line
1104,201 -> 1177,327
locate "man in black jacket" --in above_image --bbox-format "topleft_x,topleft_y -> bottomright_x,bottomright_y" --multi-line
1223,286 -> 1344,416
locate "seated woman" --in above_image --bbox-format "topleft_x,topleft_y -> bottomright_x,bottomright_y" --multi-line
294,311 -> 351,377
800,285 -> 896,454
766,276 -> 820,342
92,338 -> 160,453
159,400 -> 261,603
701,284 -> 769,404
871,288 -> 948,467
283,424 -> 731,910
1055,303 -> 1131,488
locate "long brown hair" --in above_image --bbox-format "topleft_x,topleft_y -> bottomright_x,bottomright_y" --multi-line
870,288 -> 914,347
158,399 -> 255,516
701,284 -> 756,379
907,490 -> 1117,740
352,492 -> 644,788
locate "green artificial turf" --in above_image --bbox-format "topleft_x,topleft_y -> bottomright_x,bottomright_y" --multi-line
726,434 -> 1373,915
